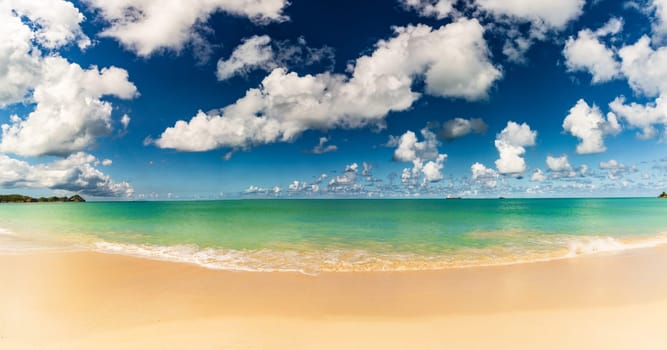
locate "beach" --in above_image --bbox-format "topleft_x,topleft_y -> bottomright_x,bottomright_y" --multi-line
2,247 -> 667,349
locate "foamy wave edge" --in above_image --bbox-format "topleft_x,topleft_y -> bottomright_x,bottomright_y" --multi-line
92,234 -> 667,275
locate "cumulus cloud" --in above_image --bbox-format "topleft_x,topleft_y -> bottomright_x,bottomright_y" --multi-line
494,121 -> 537,175
216,35 -> 335,81
602,34 -> 667,140
563,18 -> 623,83
421,154 -> 447,182
475,0 -> 585,62
0,152 -> 133,197
437,117 -> 488,140
399,0 -> 456,19
394,128 -> 448,184
501,29 -> 534,63
5,0 -> 90,50
599,159 -> 637,179
546,154 -> 573,172
393,129 -> 439,162
545,154 -> 589,178
609,96 -> 667,139
562,29 -> 667,141
617,36 -> 667,97
154,19 -> 502,151
0,0 -> 93,107
471,162 -> 498,188
562,99 -> 621,154
649,0 -> 667,40
216,35 -> 274,80
0,2 -> 138,157
475,0 -> 585,30
1,57 -> 138,157
307,137 -> 338,154
530,168 -> 546,182
0,1 -> 137,195
82,0 -> 289,57
328,163 -> 364,192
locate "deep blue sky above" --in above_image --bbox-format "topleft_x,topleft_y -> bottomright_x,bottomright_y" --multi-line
1,0 -> 666,199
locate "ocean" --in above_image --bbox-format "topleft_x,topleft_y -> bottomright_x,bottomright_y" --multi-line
1,198 -> 666,274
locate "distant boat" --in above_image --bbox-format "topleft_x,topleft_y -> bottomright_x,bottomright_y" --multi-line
498,196 -> 506,199
446,195 -> 462,199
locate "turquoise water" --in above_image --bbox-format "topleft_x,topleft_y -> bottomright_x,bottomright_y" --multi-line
1,198 -> 666,273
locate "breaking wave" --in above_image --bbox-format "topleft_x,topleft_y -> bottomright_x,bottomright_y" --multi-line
92,234 -> 667,275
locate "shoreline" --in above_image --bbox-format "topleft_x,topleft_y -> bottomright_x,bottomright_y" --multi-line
81,232 -> 667,274
4,233 -> 667,274
2,247 -> 667,349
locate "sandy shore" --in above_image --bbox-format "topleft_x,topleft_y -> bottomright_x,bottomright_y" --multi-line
2,248 -> 667,349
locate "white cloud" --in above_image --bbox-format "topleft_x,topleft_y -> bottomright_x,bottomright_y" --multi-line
82,0 -> 289,57
475,0 -> 585,29
101,159 -> 112,166
439,117 -> 487,140
502,31 -> 533,63
595,17 -> 624,37
618,36 -> 667,97
563,19 -> 623,84
471,162 -> 498,187
649,0 -> 667,40
421,154 -> 447,182
609,95 -> 667,139
530,168 -> 546,182
599,159 -> 637,179
328,163 -> 362,191
120,114 -> 131,129
0,0 -> 92,107
0,57 -> 138,157
6,0 -> 90,50
216,35 -> 275,80
393,129 -> 440,162
599,159 -> 621,169
0,6 -> 40,108
216,35 -> 335,81
546,154 -> 572,172
562,99 -> 621,154
287,180 -> 307,192
545,154 -> 590,178
394,128 -> 448,184
599,34 -> 667,140
245,185 -> 265,194
494,121 -> 537,175
154,19 -> 501,151
0,2 -> 138,157
399,0 -> 456,19
308,137 -> 338,154
0,152 -> 133,197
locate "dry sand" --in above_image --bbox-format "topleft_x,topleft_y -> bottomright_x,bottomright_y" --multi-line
2,247 -> 667,349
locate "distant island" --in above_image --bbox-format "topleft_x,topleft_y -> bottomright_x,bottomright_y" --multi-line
0,194 -> 85,203
660,192 -> 667,198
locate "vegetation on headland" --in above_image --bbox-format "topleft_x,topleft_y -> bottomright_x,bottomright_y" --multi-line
0,194 -> 85,203
660,192 -> 667,198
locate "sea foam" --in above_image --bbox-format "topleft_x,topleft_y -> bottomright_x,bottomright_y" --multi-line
565,235 -> 667,257
92,233 -> 667,274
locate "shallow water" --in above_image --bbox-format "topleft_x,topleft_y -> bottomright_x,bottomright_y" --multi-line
1,198 -> 666,273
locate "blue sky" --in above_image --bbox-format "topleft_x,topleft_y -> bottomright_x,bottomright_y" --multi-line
1,0 -> 667,199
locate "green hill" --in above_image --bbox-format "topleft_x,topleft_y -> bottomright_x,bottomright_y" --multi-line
0,194 -> 86,203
